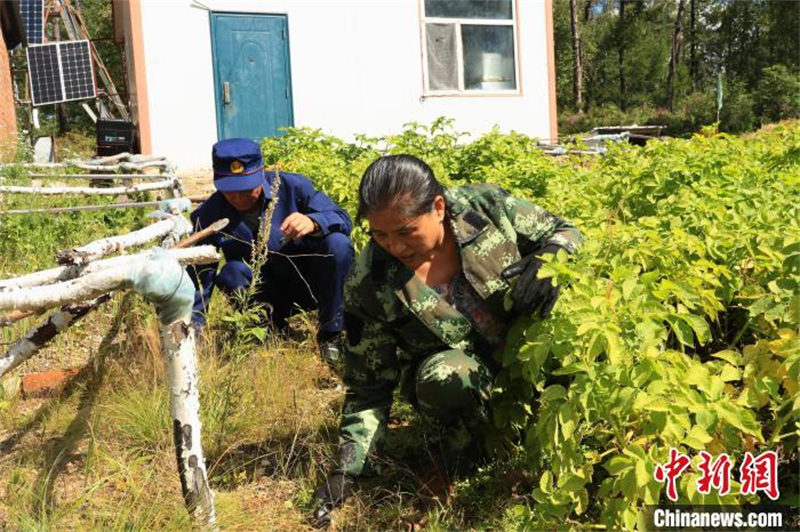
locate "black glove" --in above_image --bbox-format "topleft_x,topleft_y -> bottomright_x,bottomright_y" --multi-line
501,243 -> 563,319
312,473 -> 355,527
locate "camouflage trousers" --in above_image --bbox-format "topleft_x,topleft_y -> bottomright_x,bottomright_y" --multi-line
413,349 -> 493,468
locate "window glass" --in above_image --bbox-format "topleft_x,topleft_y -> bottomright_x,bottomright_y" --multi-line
425,0 -> 512,20
426,23 -> 459,90
462,25 -> 516,90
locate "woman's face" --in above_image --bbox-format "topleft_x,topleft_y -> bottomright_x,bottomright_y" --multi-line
366,195 -> 447,269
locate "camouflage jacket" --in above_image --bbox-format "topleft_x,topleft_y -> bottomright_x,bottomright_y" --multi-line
336,184 -> 583,477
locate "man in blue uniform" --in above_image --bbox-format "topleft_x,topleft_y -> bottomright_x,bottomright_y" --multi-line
188,138 -> 354,364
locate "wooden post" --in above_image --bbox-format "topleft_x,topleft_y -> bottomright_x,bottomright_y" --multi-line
0,295 -> 110,377
0,245 -> 220,292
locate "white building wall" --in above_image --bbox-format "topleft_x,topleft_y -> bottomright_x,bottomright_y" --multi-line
138,0 -> 553,170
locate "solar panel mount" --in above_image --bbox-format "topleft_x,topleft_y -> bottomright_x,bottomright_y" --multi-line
27,41 -> 97,106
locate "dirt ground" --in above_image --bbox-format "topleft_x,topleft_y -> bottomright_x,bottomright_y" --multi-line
177,168 -> 215,200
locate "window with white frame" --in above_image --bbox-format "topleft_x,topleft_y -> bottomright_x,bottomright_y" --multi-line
422,0 -> 518,94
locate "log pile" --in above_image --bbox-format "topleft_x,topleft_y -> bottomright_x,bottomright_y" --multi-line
0,199 -> 226,530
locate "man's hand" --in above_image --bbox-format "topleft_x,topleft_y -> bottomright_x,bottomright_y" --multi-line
312,473 -> 354,527
280,212 -> 318,241
501,243 -> 563,319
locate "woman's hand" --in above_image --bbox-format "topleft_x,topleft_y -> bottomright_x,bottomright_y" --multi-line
280,212 -> 318,240
501,243 -> 563,319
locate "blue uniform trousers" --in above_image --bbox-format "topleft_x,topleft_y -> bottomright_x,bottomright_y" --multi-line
214,232 -> 353,333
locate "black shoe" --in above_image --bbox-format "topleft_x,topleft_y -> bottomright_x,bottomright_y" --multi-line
317,332 -> 344,376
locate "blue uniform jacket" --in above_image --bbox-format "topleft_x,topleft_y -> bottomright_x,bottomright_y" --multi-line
188,170 -> 352,322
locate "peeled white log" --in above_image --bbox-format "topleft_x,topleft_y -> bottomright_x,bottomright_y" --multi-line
26,173 -> 171,180
0,178 -> 178,196
164,321 -> 216,529
132,250 -> 216,528
0,200 -> 165,215
0,248 -> 220,311
57,215 -> 192,265
0,246 -> 219,292
0,295 -> 109,377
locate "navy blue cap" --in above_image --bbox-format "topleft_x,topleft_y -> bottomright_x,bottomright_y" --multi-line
212,138 -> 265,192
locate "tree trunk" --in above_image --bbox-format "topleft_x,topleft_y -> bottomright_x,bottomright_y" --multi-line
618,0 -> 627,111
570,0 -> 584,112
0,296 -> 109,377
0,246 -> 220,292
0,178 -> 180,198
0,248 -> 219,312
57,214 -> 192,265
668,0 -> 687,111
690,0 -> 698,91
164,320 -> 217,529
583,0 -> 594,24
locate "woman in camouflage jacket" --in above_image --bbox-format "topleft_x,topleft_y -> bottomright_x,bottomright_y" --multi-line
313,154 -> 583,524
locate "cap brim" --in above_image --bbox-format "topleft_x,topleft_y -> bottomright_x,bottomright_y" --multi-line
213,170 -> 264,192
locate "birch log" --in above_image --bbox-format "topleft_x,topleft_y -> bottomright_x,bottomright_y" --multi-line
173,219 -> 229,249
26,173 -> 170,180
0,179 -> 178,196
57,215 -> 192,265
0,246 -> 219,292
0,248 -> 220,311
0,295 -> 110,377
0,200 -> 165,215
132,250 -> 217,528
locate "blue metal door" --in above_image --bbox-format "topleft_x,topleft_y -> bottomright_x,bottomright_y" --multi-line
210,13 -> 294,141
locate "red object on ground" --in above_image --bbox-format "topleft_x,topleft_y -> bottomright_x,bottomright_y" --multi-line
21,368 -> 80,397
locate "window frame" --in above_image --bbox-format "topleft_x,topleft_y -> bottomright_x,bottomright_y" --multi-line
419,0 -> 522,97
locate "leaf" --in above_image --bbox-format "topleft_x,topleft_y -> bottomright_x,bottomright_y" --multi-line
711,349 -> 742,366
558,402 -> 577,439
667,315 -> 695,347
587,332 -> 605,359
683,425 -> 713,450
635,459 -> 650,488
539,385 -> 567,403
678,314 -> 711,345
620,469 -> 638,501
714,402 -> 762,439
552,362 -> 588,375
604,331 -> 623,364
539,470 -> 553,494
560,473 -> 586,493
603,455 -> 632,476
719,364 -> 741,382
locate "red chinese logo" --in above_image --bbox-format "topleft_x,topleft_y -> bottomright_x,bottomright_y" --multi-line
654,448 -> 692,501
653,449 -> 780,501
739,451 -> 779,500
697,451 -> 732,496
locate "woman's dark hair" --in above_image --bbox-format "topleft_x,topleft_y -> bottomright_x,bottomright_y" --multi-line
357,154 -> 444,220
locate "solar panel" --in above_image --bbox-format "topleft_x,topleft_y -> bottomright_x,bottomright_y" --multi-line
27,44 -> 61,105
27,41 -> 97,106
20,0 -> 44,45
60,41 -> 96,100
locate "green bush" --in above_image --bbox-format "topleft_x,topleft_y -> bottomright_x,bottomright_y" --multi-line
755,65 -> 800,125
719,81 -> 758,134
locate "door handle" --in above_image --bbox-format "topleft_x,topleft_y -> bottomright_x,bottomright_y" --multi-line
223,81 -> 231,104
